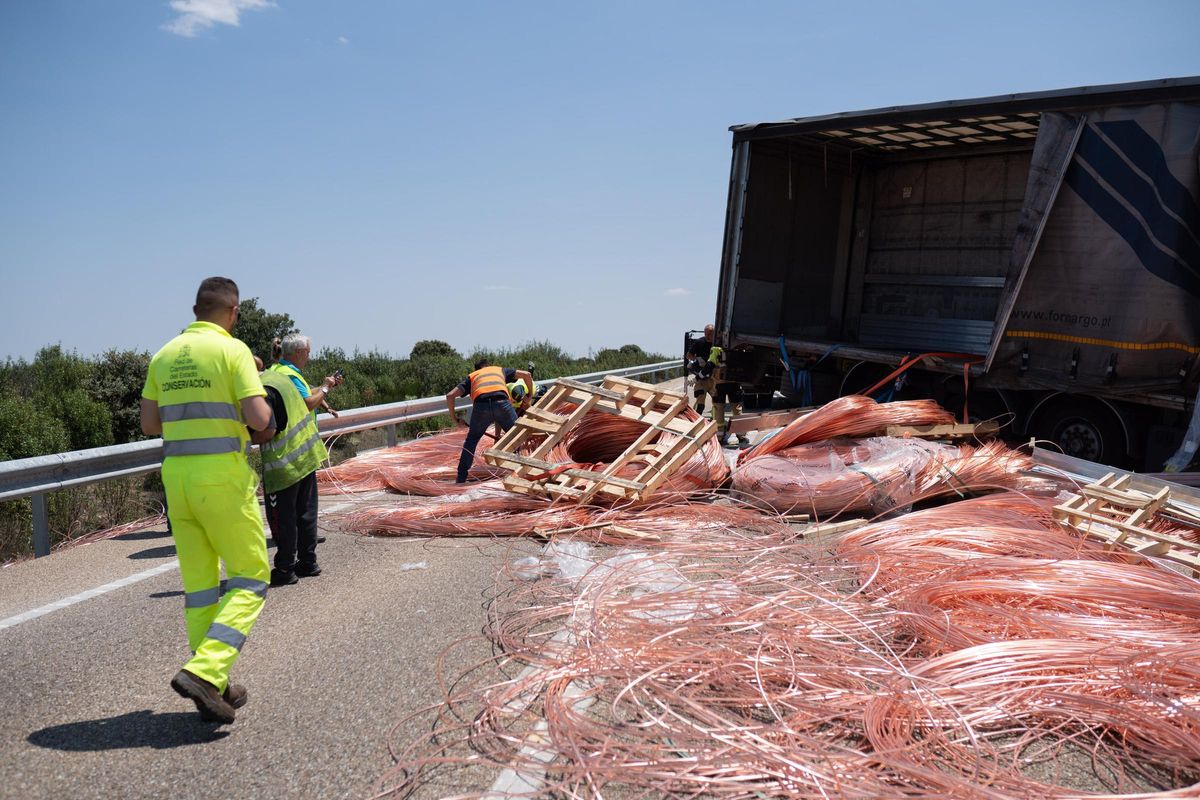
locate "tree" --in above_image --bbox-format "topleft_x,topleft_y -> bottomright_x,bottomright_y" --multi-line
0,393 -> 70,460
409,341 -> 467,397
410,340 -> 461,361
232,298 -> 296,364
90,349 -> 152,444
30,346 -> 113,451
31,345 -> 91,392
412,356 -> 469,398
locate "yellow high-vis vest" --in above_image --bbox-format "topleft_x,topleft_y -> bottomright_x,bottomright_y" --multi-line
147,321 -> 260,460
260,367 -> 328,493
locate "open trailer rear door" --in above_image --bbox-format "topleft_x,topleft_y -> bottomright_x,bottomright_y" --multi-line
988,103 -> 1200,391
986,112 -> 1084,370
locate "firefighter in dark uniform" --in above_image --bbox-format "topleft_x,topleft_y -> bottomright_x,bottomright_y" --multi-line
686,325 -> 749,448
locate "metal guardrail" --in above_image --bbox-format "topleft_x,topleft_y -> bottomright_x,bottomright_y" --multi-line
0,361 -> 682,558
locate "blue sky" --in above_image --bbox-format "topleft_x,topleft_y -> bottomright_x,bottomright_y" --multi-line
2,1 -> 1198,362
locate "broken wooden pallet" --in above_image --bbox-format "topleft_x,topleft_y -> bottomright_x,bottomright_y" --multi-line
1053,472 -> 1200,578
483,375 -> 717,503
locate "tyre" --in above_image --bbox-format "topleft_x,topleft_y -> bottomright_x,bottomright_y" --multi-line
1028,397 -> 1128,466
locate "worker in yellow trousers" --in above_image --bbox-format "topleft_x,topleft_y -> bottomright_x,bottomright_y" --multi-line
140,277 -> 273,724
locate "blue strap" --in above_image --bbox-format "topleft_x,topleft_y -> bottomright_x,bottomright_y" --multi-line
778,337 -> 800,390
779,338 -> 839,407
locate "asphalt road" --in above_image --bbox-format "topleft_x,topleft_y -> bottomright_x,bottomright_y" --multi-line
0,491 -> 524,800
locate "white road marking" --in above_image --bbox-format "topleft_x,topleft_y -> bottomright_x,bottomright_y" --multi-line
485,681 -> 594,798
484,628 -> 596,798
0,560 -> 180,632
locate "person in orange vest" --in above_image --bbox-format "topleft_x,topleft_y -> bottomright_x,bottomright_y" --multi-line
445,357 -> 533,483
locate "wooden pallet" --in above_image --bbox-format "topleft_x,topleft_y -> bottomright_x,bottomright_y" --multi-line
483,375 -> 717,504
727,408 -> 814,435
795,518 -> 867,541
884,420 -> 1000,440
1053,472 -> 1200,577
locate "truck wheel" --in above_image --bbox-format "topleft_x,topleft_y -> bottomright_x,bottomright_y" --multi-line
1028,398 -> 1127,466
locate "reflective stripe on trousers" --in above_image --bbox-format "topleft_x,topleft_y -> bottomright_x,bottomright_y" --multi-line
205,622 -> 247,651
185,578 -> 267,609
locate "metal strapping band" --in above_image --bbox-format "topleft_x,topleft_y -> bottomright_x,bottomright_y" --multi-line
935,460 -> 968,497
261,416 -> 312,453
184,587 -> 221,608
223,577 -> 268,597
847,463 -> 883,487
163,437 -> 243,457
205,622 -> 247,651
263,433 -> 321,473
159,401 -> 240,423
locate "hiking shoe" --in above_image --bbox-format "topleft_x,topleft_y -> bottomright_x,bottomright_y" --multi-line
295,562 -> 322,578
223,683 -> 248,709
316,535 -> 326,544
270,568 -> 298,587
171,669 -> 235,724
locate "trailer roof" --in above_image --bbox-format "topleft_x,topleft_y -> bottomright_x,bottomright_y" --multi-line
732,76 -> 1200,147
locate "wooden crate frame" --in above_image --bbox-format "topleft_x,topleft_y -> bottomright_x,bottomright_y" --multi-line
483,375 -> 716,503
1053,472 -> 1200,577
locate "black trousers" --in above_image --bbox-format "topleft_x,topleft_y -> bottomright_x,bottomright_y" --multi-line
456,398 -> 518,482
265,470 -> 319,571
713,382 -> 744,404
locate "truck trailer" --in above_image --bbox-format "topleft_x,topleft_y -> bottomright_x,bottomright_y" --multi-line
712,77 -> 1200,470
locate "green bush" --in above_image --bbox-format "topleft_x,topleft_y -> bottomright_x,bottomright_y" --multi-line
43,389 -> 113,451
0,393 -> 70,460
91,349 -> 151,444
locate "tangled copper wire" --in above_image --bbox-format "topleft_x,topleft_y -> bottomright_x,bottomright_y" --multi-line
333,392 -> 1199,796
737,395 -> 955,464
733,437 -> 1052,518
340,491 -> 792,541
322,402 -> 730,538
317,429 -> 508,495
374,492 -> 1200,799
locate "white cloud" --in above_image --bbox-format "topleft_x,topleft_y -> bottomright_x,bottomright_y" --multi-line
663,287 -> 691,297
163,0 -> 274,38
337,35 -> 349,45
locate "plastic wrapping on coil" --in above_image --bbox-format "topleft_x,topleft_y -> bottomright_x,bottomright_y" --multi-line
733,435 -> 1046,519
732,437 -> 956,518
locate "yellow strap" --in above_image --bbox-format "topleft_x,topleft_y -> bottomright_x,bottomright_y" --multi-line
1005,330 -> 1200,355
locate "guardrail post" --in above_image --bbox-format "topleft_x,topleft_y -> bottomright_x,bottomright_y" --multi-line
385,424 -> 398,447
31,492 -> 50,558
